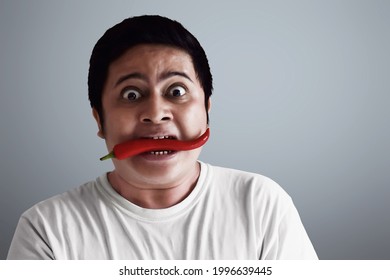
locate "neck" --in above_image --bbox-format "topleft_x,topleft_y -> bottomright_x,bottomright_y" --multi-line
107,163 -> 200,209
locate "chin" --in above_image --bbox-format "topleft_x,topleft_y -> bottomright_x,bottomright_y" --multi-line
114,150 -> 201,185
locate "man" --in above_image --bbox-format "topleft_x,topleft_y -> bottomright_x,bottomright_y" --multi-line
8,15 -> 317,259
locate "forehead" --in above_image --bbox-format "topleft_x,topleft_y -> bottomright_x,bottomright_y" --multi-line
108,44 -> 196,77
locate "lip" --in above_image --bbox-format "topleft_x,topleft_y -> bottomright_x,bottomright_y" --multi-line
136,130 -> 179,140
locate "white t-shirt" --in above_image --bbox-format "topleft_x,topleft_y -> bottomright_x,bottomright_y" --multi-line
7,162 -> 317,259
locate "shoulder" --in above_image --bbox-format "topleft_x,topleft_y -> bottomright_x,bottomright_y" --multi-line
206,163 -> 291,202
8,175 -> 108,260
202,162 -> 295,222
21,176 -> 105,222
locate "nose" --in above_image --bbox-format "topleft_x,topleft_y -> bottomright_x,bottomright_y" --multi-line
140,96 -> 173,124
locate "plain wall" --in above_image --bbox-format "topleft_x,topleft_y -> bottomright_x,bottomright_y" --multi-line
1,0 -> 389,259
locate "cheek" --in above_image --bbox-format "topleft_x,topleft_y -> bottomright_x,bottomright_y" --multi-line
104,109 -> 138,143
176,102 -> 208,132
188,101 -> 207,123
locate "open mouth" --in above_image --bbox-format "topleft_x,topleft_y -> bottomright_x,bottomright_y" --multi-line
99,128 -> 209,161
142,135 -> 176,155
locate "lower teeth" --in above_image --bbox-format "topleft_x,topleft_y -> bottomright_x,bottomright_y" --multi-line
150,151 -> 172,155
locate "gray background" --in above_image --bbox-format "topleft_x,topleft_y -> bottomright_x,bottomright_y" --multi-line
1,0 -> 389,260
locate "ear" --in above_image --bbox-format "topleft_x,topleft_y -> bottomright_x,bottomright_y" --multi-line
206,98 -> 212,126
92,108 -> 104,139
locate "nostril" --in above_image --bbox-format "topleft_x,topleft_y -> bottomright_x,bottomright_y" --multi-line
142,118 -> 152,123
141,116 -> 171,123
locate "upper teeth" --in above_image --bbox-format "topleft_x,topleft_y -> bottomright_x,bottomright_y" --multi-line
150,151 -> 172,155
152,136 -> 172,140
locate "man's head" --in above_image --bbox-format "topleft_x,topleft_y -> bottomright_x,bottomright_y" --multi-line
88,15 -> 213,129
88,15 -> 212,189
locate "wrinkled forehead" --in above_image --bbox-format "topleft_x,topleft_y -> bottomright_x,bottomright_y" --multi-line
106,44 -> 198,84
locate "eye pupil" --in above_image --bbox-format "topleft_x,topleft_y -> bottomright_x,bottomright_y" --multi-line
172,89 -> 181,97
170,86 -> 185,97
128,92 -> 137,100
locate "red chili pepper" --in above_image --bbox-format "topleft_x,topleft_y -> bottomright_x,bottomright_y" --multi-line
100,128 -> 210,161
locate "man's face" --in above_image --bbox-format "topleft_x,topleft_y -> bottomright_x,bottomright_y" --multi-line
94,44 -> 209,188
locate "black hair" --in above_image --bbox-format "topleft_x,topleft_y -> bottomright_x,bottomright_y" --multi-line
88,15 -> 213,125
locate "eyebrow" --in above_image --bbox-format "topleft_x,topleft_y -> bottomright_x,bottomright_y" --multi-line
115,72 -> 147,87
115,71 -> 193,87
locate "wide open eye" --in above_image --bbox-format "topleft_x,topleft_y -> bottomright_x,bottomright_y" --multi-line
122,88 -> 142,101
168,85 -> 186,97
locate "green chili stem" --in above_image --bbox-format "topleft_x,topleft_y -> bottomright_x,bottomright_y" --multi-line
100,152 -> 115,161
